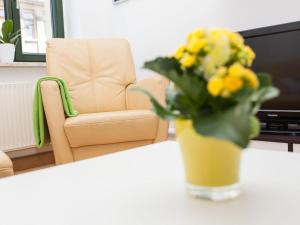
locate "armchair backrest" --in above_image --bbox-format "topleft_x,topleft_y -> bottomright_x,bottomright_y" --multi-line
46,38 -> 136,113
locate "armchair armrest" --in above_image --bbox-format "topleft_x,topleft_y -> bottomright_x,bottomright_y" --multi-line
126,75 -> 169,142
40,81 -> 74,164
126,75 -> 169,110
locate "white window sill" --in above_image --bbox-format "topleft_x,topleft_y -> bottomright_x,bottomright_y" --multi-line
0,62 -> 46,68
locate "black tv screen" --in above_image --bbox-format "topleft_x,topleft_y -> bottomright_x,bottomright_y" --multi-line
243,26 -> 300,111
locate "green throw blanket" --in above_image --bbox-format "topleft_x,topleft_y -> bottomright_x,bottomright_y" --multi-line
33,77 -> 79,148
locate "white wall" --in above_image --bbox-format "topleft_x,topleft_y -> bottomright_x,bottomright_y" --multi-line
218,0 -> 300,31
61,0 -> 300,153
63,0 -> 300,79
0,67 -> 45,83
63,0 -> 223,78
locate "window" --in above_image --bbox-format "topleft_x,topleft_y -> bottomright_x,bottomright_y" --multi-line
1,0 -> 64,62
0,1 -> 5,24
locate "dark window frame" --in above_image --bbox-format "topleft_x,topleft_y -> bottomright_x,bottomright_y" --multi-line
3,0 -> 64,62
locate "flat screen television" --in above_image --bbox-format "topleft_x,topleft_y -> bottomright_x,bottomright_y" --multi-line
240,21 -> 300,125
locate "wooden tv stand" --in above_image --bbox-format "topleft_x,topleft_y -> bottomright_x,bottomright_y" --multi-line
254,134 -> 300,152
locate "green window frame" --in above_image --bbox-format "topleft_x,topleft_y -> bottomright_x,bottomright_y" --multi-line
3,0 -> 64,62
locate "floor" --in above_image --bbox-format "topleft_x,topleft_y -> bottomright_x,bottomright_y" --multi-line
16,135 -> 176,175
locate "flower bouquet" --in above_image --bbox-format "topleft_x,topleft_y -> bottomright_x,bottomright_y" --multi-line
137,28 -> 279,201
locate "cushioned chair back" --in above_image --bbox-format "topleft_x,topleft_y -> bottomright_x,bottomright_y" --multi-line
46,38 -> 136,113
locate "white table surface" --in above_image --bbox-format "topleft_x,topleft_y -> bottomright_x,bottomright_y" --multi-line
0,141 -> 300,225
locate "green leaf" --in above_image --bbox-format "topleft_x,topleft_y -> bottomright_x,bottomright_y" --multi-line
251,86 -> 280,114
231,87 -> 253,104
130,87 -> 179,120
0,36 -> 4,44
166,87 -> 200,118
144,57 -> 207,103
250,116 -> 260,139
194,103 -> 252,148
8,30 -> 21,44
0,20 -> 20,44
249,72 -> 280,114
259,87 -> 279,102
257,72 -> 272,87
1,20 -> 14,42
144,57 -> 182,76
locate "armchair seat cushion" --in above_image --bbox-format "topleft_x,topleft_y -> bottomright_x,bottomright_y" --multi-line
64,110 -> 159,147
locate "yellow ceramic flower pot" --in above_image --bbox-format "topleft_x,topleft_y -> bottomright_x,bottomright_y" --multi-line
175,119 -> 242,201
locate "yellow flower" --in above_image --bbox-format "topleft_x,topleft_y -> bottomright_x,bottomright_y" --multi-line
193,28 -> 205,38
174,45 -> 186,60
228,63 -> 259,89
228,32 -> 244,49
202,57 -> 217,79
210,32 -> 231,65
181,53 -> 196,68
214,67 -> 227,77
224,74 -> 243,93
228,63 -> 245,77
203,34 -> 231,78
187,28 -> 205,41
221,89 -> 231,98
187,37 -> 207,54
244,69 -> 259,89
237,46 -> 255,66
226,63 -> 247,93
208,77 -> 224,97
244,46 -> 256,66
210,28 -> 230,38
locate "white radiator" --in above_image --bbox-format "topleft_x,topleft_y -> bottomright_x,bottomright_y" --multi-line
0,82 -> 35,151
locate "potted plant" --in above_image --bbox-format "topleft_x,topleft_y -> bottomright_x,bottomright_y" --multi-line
136,28 -> 279,201
0,20 -> 21,63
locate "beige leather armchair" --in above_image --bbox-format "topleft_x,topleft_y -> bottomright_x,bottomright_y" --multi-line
0,151 -> 14,178
42,38 -> 169,164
